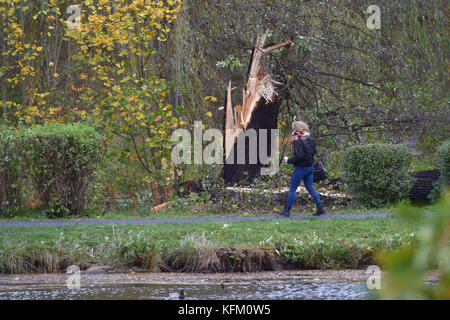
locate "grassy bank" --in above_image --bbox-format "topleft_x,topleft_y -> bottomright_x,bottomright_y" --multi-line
0,215 -> 420,274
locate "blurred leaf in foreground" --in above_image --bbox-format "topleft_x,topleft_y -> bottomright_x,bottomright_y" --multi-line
378,189 -> 450,299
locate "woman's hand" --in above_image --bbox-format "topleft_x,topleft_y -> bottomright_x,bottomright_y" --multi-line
283,156 -> 289,164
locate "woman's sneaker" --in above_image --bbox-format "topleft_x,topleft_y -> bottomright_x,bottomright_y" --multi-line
313,206 -> 326,216
277,207 -> 291,217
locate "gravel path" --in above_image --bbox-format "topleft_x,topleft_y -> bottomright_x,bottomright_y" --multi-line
0,212 -> 393,227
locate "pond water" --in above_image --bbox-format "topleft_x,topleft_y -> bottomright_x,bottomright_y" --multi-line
0,278 -> 372,300
0,270 -> 439,300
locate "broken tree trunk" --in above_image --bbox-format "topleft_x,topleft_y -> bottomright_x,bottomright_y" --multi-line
222,33 -> 291,184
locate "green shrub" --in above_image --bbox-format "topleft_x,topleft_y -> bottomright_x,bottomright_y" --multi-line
0,126 -> 23,215
22,122 -> 102,217
436,140 -> 450,188
342,143 -> 413,208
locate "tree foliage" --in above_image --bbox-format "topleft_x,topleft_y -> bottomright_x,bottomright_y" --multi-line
0,0 -> 448,203
65,0 -> 183,191
170,0 -> 449,159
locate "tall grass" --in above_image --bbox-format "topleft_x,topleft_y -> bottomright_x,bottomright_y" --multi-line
163,232 -> 219,272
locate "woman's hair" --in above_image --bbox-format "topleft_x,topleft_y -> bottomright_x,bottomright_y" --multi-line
292,120 -> 310,132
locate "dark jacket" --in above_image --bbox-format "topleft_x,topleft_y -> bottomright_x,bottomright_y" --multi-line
287,137 -> 316,167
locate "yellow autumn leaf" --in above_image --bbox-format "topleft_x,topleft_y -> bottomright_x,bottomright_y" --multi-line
204,96 -> 217,102
130,153 -> 139,161
136,111 -> 145,120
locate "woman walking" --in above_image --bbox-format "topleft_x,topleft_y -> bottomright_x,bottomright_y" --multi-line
277,120 -> 325,217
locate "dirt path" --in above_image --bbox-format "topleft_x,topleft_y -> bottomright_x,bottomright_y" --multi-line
0,212 -> 393,227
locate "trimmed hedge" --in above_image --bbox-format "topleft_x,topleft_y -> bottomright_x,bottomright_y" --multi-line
342,144 -> 413,208
22,123 -> 102,217
436,140 -> 450,188
0,127 -> 23,215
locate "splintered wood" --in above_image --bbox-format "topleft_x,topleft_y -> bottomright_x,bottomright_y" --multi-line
224,32 -> 292,161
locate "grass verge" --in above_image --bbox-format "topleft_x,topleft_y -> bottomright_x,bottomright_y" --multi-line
0,215 -> 420,274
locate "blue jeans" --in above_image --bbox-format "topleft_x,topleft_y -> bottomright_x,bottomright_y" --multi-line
286,166 -> 322,209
